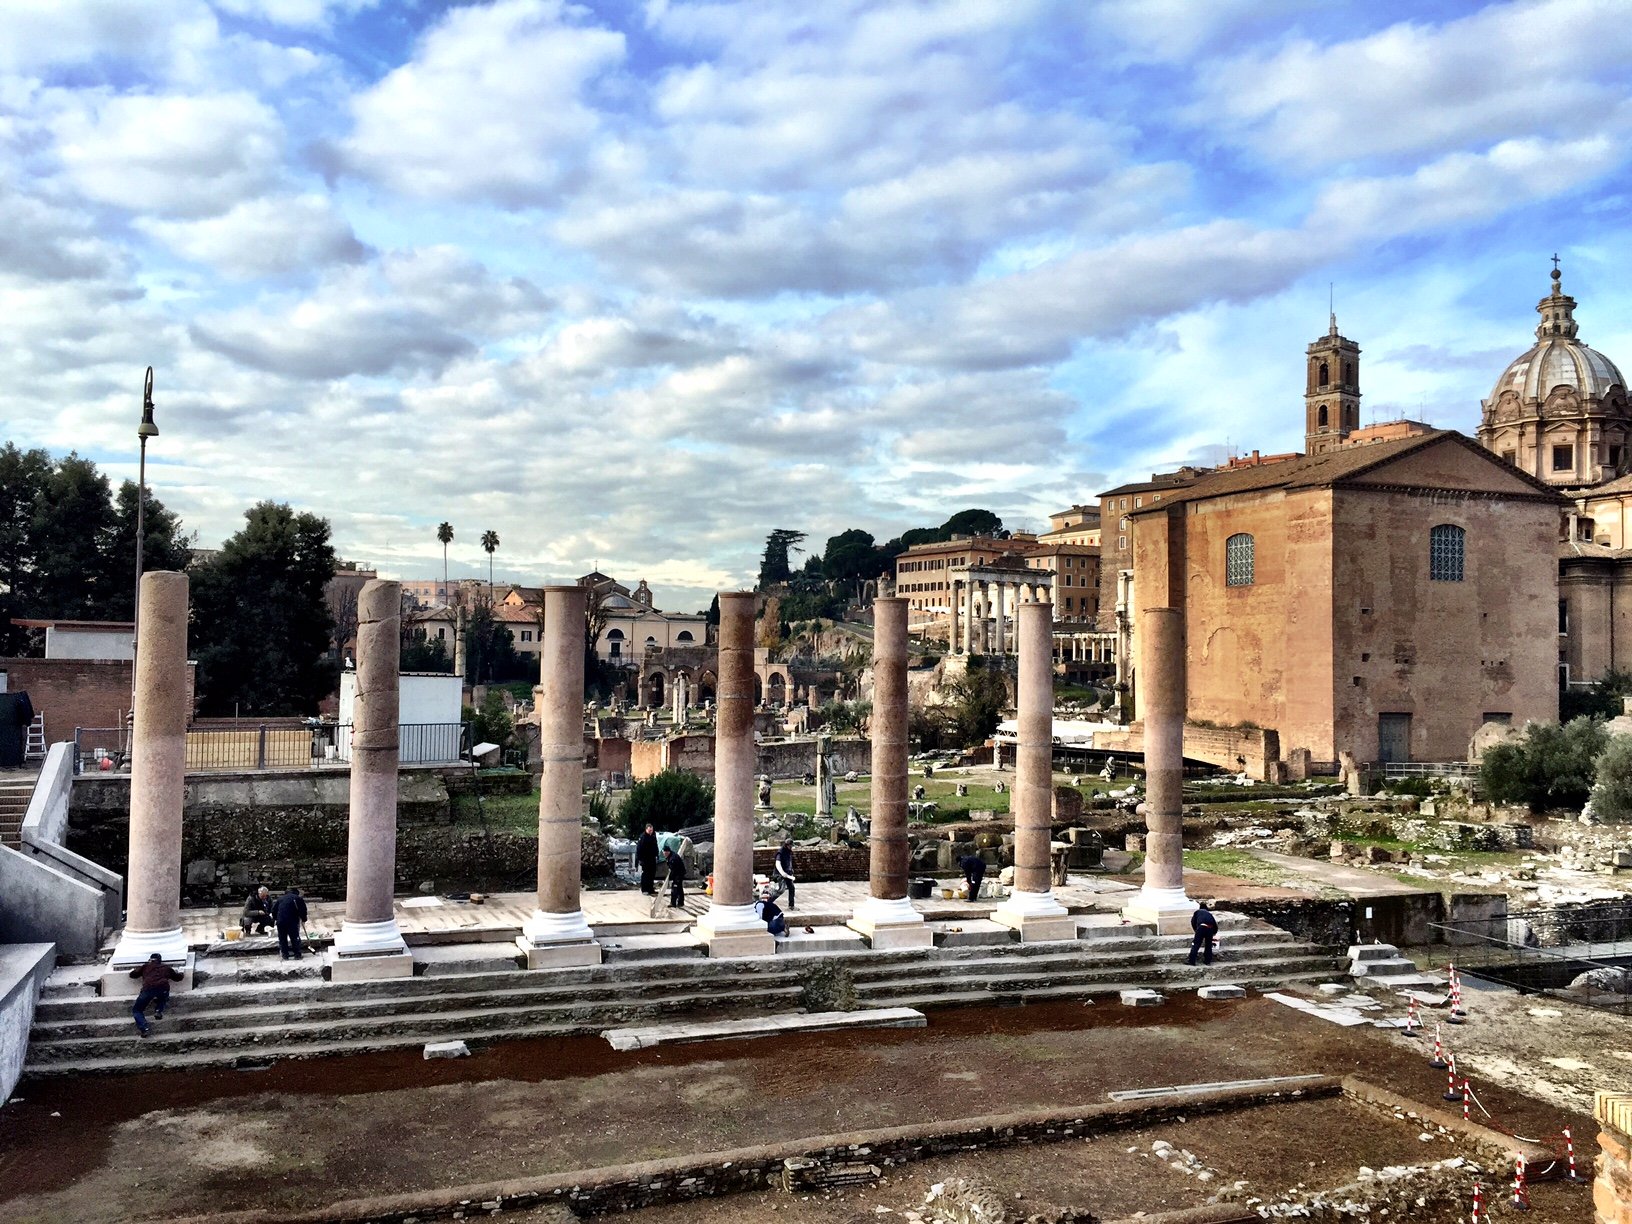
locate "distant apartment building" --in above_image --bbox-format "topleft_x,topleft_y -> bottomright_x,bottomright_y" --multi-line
1096,470 -> 1206,631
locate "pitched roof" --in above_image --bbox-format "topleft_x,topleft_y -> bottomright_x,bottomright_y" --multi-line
1127,430 -> 1563,514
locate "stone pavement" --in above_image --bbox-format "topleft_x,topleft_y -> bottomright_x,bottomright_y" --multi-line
175,875 -> 1144,950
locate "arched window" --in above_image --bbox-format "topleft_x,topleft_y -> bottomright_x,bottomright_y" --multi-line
1318,361 -> 1329,387
1225,533 -> 1255,587
1317,405 -> 1328,427
676,630 -> 694,643
1429,525 -> 1465,582
1343,362 -> 1354,385
607,627 -> 624,658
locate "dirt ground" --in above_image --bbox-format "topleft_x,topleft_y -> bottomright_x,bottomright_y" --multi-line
0,989 -> 1615,1223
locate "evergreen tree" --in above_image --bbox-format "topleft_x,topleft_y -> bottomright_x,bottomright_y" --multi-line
192,502 -> 338,716
0,445 -> 50,654
756,528 -> 806,588
30,454 -> 116,620
102,481 -> 194,620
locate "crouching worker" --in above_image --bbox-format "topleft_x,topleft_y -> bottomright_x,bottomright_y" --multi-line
755,887 -> 788,937
130,953 -> 183,1038
240,885 -> 273,935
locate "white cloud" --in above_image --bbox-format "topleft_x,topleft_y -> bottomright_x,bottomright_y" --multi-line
1197,0 -> 1632,166
52,91 -> 287,218
137,192 -> 366,277
0,1 -> 218,73
338,0 -> 625,203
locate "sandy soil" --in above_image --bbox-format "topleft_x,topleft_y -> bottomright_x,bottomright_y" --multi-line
0,991 -> 1613,1224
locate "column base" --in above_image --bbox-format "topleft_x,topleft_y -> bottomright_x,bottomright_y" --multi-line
100,951 -> 195,997
1122,886 -> 1197,935
991,889 -> 1075,942
847,896 -> 934,950
517,908 -> 602,969
326,948 -> 415,982
331,917 -> 409,959
694,902 -> 775,958
109,925 -> 189,969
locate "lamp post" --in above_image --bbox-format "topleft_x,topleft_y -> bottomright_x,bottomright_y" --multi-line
131,368 -> 159,732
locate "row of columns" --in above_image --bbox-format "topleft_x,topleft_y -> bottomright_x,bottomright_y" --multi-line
108,576 -> 1190,985
948,575 -> 1054,656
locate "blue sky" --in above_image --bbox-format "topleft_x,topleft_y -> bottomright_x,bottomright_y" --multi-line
3,0 -> 1630,612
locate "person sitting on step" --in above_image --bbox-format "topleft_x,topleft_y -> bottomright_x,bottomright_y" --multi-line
755,886 -> 788,937
240,885 -> 274,935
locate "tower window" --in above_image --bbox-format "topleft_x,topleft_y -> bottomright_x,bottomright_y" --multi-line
1429,524 -> 1465,582
1612,445 -> 1624,469
1552,444 -> 1574,471
1225,533 -> 1255,587
1343,362 -> 1354,385
1318,405 -> 1328,427
1318,361 -> 1329,387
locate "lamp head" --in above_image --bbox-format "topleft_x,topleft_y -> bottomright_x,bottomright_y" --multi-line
138,366 -> 159,439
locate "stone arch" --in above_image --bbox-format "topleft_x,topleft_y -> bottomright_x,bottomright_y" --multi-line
697,670 -> 717,702
606,627 -> 625,659
645,671 -> 666,707
769,672 -> 787,705
754,674 -> 764,705
676,629 -> 695,643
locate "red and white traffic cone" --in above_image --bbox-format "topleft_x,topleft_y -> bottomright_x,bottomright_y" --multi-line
1402,995 -> 1421,1037
1429,1023 -> 1448,1069
1471,1181 -> 1483,1224
1449,968 -> 1467,1024
1462,1079 -> 1472,1122
1511,1153 -> 1530,1211
1564,1126 -> 1591,1184
1444,1053 -> 1463,1102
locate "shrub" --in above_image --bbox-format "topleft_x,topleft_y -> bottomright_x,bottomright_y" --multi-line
585,791 -> 613,829
462,689 -> 514,750
1480,719 -> 1607,813
620,768 -> 714,837
1590,735 -> 1632,821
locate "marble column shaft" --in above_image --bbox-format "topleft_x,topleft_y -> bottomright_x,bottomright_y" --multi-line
949,581 -> 961,655
1012,600 -> 1054,894
964,578 -> 976,655
868,598 -> 909,901
1141,607 -> 1186,893
536,585 -> 587,918
994,581 -> 1007,655
342,579 -> 403,933
118,571 -> 190,962
712,592 -> 756,910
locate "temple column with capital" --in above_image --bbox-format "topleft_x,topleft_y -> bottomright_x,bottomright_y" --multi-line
994,581 -> 1007,655
990,600 -> 1076,941
963,578 -> 976,655
518,585 -> 603,968
329,579 -> 415,981
106,571 -> 193,994
848,597 -> 931,949
693,592 -> 776,956
1122,607 -> 1197,934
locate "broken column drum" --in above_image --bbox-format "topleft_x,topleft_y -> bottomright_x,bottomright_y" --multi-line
330,579 -> 413,976
110,570 -> 192,973
1122,606 -> 1196,934
519,585 -> 602,968
848,597 -> 931,948
693,592 -> 775,955
991,599 -> 1075,940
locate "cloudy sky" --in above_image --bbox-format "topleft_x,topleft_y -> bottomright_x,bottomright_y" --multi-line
3,0 -> 1630,611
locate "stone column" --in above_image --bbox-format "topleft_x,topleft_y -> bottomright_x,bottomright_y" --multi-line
964,577 -> 977,655
694,592 -> 775,956
519,585 -> 602,968
1122,607 -> 1197,934
108,571 -> 193,991
815,732 -> 833,819
849,597 -> 930,949
949,580 -> 961,655
991,600 -> 1075,941
994,581 -> 1007,655
673,672 -> 688,724
452,603 -> 466,681
329,580 -> 413,979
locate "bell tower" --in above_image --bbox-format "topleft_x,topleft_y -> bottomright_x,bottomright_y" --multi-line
1304,313 -> 1362,455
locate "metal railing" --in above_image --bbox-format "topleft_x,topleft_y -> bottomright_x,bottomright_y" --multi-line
74,722 -> 468,774
1378,761 -> 1478,779
1429,902 -> 1632,1016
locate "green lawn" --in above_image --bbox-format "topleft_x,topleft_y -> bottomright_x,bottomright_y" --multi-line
1181,848 -> 1297,887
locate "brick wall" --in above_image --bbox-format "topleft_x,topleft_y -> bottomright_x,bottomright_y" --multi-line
1597,1091 -> 1632,1224
0,657 -> 196,743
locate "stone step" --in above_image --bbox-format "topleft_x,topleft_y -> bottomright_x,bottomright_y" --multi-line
1348,944 -> 1402,962
929,920 -> 1014,948
600,934 -> 708,963
840,935 -> 1316,985
865,967 -> 1340,1012
1351,957 -> 1422,977
604,1007 -> 925,1051
27,984 -> 809,1064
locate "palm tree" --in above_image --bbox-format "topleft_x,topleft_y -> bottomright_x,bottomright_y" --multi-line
480,530 -> 499,602
436,522 -> 453,604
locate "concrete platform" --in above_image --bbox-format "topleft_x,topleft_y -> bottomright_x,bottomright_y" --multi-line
602,1007 -> 927,1051
929,919 -> 1014,948
992,911 -> 1080,943
516,940 -> 602,970
1078,913 -> 1155,940
697,928 -> 777,959
412,944 -> 524,976
327,949 -> 414,983
774,925 -> 867,955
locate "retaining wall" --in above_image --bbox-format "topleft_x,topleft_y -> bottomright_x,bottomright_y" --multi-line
0,943 -> 55,1104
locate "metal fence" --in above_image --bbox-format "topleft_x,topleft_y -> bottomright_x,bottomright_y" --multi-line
1379,761 -> 1478,779
1428,903 -> 1632,1017
74,722 -> 467,774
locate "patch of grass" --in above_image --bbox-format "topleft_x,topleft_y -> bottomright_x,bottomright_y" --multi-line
450,787 -> 540,835
1181,848 -> 1295,887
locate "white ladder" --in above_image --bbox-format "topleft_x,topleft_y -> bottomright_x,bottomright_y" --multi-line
24,714 -> 45,761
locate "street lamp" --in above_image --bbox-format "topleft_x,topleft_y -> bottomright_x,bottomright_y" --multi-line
132,368 -> 159,717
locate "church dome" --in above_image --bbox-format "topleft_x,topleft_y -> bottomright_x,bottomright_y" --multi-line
1485,266 -> 1626,407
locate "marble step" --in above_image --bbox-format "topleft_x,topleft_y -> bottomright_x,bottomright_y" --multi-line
852,954 -> 1339,1003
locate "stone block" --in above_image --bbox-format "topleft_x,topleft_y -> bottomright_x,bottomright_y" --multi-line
99,953 -> 196,997
423,1040 -> 470,1059
1198,984 -> 1247,1000
699,927 -> 776,959
1120,989 -> 1163,1007
990,911 -> 1078,943
327,948 -> 415,982
516,939 -> 603,970
1126,834 -> 1145,852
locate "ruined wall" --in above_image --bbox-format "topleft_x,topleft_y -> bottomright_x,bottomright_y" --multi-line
1332,483 -> 1559,762
626,735 -> 872,782
1560,559 -> 1632,686
1090,723 -> 1281,780
1598,1091 -> 1632,1224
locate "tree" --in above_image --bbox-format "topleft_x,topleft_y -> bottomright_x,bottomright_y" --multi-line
1590,735 -> 1632,821
940,508 -> 1003,539
619,768 -> 714,837
947,663 -> 1010,747
480,529 -> 499,601
463,688 -> 514,750
400,628 -> 449,673
463,597 -> 524,684
30,454 -> 116,621
191,501 -> 338,716
0,444 -> 50,654
706,594 -> 720,627
105,480 -> 193,619
823,528 -> 881,597
756,528 -> 806,589
437,521 -> 453,602
1480,719 -> 1608,813
1563,668 -> 1632,722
